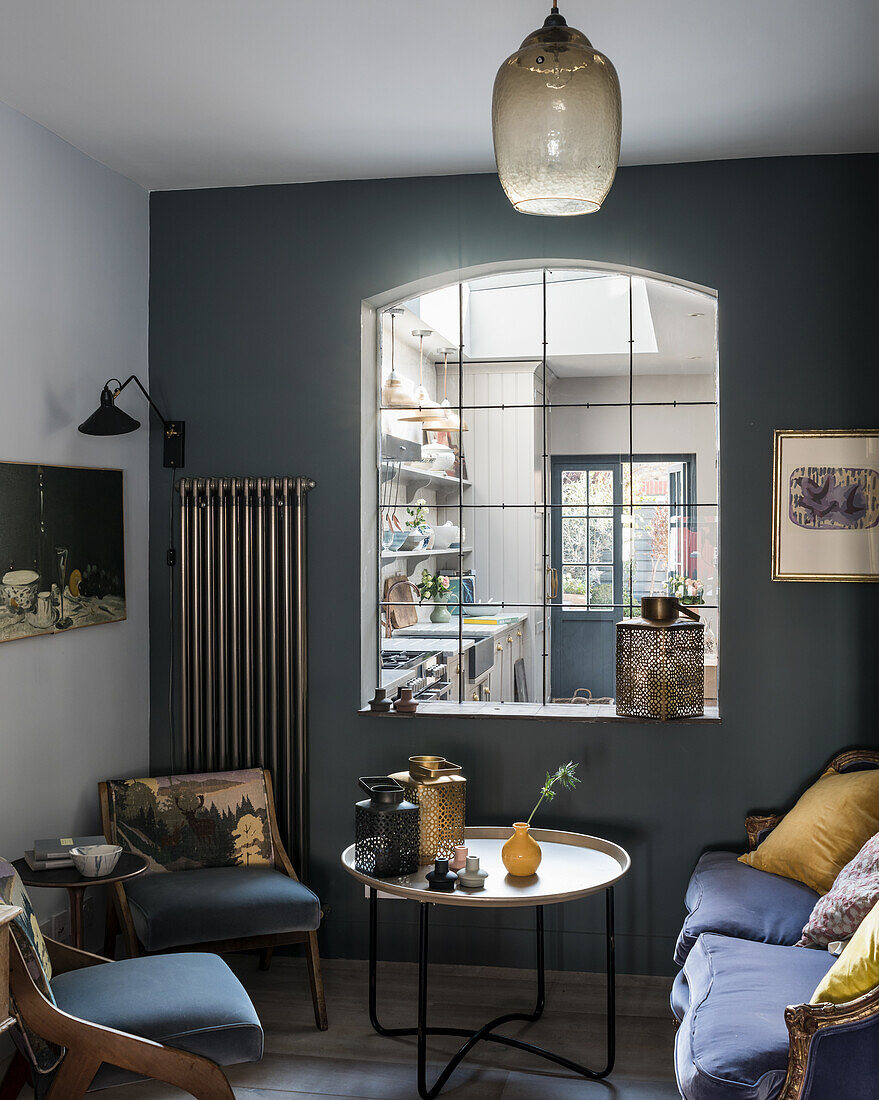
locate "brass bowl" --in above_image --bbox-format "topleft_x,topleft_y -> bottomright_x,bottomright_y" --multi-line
408,755 -> 462,779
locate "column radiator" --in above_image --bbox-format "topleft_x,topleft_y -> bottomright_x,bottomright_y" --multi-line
177,476 -> 315,878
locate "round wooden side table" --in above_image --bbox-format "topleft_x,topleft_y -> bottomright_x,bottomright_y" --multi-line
13,853 -> 147,952
341,825 -> 630,1099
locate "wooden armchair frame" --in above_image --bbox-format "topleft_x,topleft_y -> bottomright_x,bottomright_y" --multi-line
2,934 -> 235,1100
742,747 -> 879,1098
99,769 -> 327,1030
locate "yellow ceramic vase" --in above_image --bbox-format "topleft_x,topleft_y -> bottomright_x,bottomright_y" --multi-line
501,822 -> 542,876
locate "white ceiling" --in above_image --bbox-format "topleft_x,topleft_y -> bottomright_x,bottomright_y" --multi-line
0,0 -> 877,191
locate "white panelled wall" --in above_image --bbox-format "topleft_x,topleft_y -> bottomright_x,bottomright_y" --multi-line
455,363 -> 544,701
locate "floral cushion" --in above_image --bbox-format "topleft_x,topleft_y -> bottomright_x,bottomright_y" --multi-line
798,832 -> 879,948
106,769 -> 274,873
0,859 -> 64,1073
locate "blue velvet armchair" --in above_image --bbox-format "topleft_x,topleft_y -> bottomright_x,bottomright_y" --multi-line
0,861 -> 261,1099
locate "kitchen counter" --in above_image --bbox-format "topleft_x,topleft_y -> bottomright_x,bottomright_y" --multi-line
393,611 -> 528,640
382,637 -> 475,654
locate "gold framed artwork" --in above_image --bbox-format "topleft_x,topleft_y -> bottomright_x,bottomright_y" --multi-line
772,430 -> 879,582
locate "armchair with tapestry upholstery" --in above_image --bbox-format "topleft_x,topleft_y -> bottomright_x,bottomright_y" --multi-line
99,767 -> 327,1030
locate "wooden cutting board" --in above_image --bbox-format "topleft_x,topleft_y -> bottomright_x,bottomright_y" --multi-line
384,574 -> 418,630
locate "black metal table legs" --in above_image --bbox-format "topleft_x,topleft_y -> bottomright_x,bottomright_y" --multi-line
368,887 -> 616,1099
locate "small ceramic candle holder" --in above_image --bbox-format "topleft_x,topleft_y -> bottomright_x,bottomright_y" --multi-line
425,856 -> 458,892
368,688 -> 391,713
394,687 -> 418,714
449,845 -> 468,872
457,854 -> 488,889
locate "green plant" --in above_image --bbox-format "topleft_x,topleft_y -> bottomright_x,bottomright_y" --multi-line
418,569 -> 450,602
406,498 -> 428,529
526,761 -> 581,825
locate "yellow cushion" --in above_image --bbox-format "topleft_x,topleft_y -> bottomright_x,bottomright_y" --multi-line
738,769 -> 879,895
812,898 -> 879,1004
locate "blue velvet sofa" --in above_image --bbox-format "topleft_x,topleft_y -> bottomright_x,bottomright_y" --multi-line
672,749 -> 879,1100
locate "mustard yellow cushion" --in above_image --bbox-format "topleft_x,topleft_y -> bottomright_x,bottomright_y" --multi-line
738,769 -> 879,895
812,898 -> 879,1004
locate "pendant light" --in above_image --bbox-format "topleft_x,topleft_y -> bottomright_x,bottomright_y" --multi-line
412,329 -> 435,408
381,308 -> 417,408
400,347 -> 469,432
435,347 -> 469,432
492,3 -> 621,216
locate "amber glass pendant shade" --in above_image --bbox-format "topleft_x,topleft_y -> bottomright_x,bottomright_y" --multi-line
492,8 -> 621,216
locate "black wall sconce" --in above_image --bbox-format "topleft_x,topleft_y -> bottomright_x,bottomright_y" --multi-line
78,376 -> 185,468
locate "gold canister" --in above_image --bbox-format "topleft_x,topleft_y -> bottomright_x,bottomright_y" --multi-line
389,756 -> 466,865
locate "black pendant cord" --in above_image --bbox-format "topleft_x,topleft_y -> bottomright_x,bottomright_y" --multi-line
368,887 -> 616,1099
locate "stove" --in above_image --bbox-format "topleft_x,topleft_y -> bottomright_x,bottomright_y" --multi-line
381,650 -> 435,671
381,649 -> 451,702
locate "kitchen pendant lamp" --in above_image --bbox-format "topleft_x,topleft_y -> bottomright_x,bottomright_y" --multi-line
412,329 -> 434,407
410,347 -> 469,432
492,3 -> 621,216
381,308 -> 417,408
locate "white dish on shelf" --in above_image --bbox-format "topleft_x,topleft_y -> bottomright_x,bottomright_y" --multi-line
431,522 -> 460,550
419,443 -> 455,471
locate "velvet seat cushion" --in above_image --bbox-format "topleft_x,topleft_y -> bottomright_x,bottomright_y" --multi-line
674,850 -> 819,965
48,952 -> 263,1091
124,866 -> 321,951
675,934 -> 835,1100
670,967 -> 690,1022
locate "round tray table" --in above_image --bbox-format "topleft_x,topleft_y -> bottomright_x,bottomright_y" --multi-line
341,826 -> 630,1098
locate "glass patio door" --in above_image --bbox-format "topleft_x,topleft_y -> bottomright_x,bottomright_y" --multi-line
551,455 -> 694,700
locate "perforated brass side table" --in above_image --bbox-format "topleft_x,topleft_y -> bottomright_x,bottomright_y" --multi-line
341,826 -> 630,1099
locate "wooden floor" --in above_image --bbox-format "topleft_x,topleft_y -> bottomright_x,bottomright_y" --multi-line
20,957 -> 681,1099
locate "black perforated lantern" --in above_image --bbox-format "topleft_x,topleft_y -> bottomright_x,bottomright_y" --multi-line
354,777 -> 420,878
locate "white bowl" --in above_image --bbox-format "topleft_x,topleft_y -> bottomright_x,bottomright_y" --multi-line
69,844 -> 122,878
420,443 -> 455,471
431,522 -> 460,550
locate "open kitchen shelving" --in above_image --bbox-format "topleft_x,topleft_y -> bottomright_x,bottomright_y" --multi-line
386,462 -> 470,495
381,546 -> 472,561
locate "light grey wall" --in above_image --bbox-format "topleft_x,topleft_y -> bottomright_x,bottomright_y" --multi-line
0,100 -> 150,930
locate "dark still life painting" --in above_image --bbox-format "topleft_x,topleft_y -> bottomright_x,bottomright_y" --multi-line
0,461 -> 125,642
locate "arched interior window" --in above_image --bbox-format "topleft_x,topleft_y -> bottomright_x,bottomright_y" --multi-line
362,263 -> 719,721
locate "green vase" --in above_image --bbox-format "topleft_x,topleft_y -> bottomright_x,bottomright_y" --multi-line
430,597 -> 451,623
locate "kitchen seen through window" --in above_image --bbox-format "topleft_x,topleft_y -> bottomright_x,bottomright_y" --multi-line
370,266 -> 719,718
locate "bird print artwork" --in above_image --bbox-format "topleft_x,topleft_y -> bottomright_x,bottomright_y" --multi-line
789,467 -> 879,530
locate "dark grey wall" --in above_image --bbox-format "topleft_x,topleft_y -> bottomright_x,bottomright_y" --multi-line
149,155 -> 879,976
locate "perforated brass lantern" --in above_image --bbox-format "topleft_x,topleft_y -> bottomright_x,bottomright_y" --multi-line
388,756 -> 466,865
615,598 -> 705,720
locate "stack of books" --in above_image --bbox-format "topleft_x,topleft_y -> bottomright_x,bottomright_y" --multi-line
24,836 -> 107,872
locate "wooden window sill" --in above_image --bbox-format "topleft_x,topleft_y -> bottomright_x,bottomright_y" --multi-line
359,702 -> 720,724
